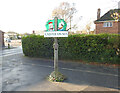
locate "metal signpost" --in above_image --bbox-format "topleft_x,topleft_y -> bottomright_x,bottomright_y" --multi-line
45,17 -> 68,82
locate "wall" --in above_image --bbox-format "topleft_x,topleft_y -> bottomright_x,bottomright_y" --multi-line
95,21 -> 119,34
0,31 -> 4,47
0,31 -> 2,47
118,22 -> 120,34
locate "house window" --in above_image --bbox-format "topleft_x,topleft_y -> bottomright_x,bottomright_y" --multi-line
103,22 -> 113,27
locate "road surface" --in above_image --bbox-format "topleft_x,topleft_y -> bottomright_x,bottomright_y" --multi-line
0,46 -> 119,92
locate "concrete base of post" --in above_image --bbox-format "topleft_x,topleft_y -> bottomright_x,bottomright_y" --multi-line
48,71 -> 66,82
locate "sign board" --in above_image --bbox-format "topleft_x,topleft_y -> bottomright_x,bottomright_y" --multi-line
45,18 -> 68,37
44,31 -> 68,37
46,19 -> 67,31
46,20 -> 55,31
57,19 -> 67,31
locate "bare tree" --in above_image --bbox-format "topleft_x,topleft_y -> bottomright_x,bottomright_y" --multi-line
85,21 -> 92,34
52,2 -> 77,30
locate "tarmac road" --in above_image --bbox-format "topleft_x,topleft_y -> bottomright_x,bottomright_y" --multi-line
1,47 -> 119,92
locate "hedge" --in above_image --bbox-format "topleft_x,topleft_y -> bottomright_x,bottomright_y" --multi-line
22,34 -> 120,64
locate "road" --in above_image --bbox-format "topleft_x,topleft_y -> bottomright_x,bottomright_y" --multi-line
0,46 -> 119,92
1,46 -> 23,57
0,46 -> 23,92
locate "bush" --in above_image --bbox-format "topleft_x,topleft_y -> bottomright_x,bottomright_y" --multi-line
22,35 -> 53,58
22,34 -> 120,64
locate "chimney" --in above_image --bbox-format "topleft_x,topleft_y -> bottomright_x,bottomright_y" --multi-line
32,30 -> 35,34
97,8 -> 101,19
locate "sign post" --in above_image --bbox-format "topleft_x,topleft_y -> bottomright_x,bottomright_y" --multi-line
45,17 -> 67,82
54,17 -> 58,73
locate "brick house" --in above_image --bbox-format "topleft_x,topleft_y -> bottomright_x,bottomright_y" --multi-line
0,30 -> 5,47
94,9 -> 120,34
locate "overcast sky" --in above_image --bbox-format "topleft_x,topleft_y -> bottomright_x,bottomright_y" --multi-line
0,0 -> 119,33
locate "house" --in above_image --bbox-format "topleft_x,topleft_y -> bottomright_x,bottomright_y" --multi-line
0,30 -> 5,47
94,8 -> 120,34
5,31 -> 18,40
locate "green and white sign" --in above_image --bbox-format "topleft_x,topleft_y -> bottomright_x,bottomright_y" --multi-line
45,18 -> 67,31
45,17 -> 68,37
46,20 -> 55,31
44,31 -> 68,37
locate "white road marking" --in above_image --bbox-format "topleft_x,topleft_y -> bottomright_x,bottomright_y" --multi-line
61,67 -> 118,77
1,52 -> 22,57
22,62 -> 118,77
0,47 -> 23,57
2,51 -> 22,55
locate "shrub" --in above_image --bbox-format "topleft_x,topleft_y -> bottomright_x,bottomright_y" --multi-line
22,34 -> 120,64
22,35 -> 53,58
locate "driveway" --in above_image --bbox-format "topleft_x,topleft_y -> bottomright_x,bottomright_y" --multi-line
1,47 -> 119,92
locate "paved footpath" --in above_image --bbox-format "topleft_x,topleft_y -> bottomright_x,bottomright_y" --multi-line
1,47 -> 119,92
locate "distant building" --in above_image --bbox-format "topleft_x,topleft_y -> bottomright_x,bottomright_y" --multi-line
94,8 -> 120,34
76,30 -> 87,34
68,31 -> 75,35
5,31 -> 18,40
76,30 -> 95,35
0,30 -> 5,47
33,30 -> 44,35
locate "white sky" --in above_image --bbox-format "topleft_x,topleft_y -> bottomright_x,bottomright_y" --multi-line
0,0 -> 119,33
